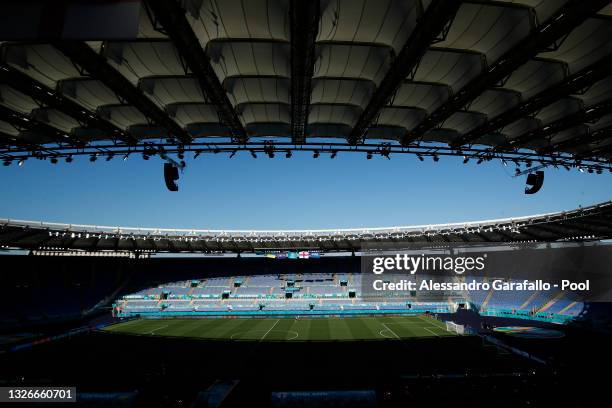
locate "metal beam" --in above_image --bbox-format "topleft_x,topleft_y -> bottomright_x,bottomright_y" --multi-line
143,0 -> 247,143
0,104 -> 78,146
348,0 -> 462,144
557,220 -> 611,236
539,125 -> 612,154
403,0 -> 610,145
0,129 -> 46,152
0,64 -> 137,145
290,0 -> 320,144
493,229 -> 519,242
454,53 -> 612,147
495,96 -> 612,151
474,231 -> 492,242
529,223 -> 573,239
517,227 -> 547,241
53,41 -> 192,144
0,228 -> 42,245
576,218 -> 612,230
581,140 -> 612,158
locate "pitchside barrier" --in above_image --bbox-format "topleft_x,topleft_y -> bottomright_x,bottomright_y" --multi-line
117,308 -> 451,319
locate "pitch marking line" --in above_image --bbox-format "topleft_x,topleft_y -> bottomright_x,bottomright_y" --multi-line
149,325 -> 168,335
230,330 -> 299,341
260,319 -> 280,341
379,329 -> 396,339
381,323 -> 401,339
386,322 -> 440,328
423,327 -> 440,337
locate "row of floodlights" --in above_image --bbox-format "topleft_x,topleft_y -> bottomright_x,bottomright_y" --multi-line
43,227 -> 532,242
32,249 -> 141,258
560,235 -> 597,241
4,151 -> 611,174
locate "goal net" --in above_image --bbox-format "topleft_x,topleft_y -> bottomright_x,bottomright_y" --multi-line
445,321 -> 465,335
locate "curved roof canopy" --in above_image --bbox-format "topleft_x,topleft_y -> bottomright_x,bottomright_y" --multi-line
0,0 -> 612,172
1,201 -> 611,254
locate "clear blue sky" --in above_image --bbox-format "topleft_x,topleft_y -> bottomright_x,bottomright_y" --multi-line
1,152 -> 610,229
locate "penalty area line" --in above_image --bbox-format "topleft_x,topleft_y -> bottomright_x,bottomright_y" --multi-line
381,323 -> 401,339
260,319 -> 280,341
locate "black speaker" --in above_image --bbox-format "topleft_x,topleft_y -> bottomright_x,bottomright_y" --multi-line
525,171 -> 544,194
164,163 -> 179,191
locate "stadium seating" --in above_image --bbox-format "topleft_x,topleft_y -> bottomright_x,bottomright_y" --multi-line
467,278 -> 585,323
114,273 -> 584,323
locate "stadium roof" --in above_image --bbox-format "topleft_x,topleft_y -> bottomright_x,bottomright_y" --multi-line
1,201 -> 611,254
1,0 -> 612,172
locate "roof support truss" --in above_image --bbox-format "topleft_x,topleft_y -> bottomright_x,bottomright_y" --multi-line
53,41 -> 192,144
557,220 -> 610,236
0,104 -> 78,146
516,227 -> 547,241
348,0 -> 462,144
290,0 -> 320,144
0,130 -> 47,152
496,96 -> 612,151
581,142 -> 612,158
403,0 -> 611,145
0,63 -> 137,145
540,125 -> 612,154
143,0 -> 247,143
454,53 -> 612,147
529,223 -> 573,239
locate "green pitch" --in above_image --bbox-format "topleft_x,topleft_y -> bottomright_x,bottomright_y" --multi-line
103,315 -> 456,341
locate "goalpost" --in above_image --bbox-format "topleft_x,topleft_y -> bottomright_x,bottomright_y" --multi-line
445,321 -> 465,335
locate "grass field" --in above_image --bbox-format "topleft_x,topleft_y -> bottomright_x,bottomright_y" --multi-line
103,315 -> 457,341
